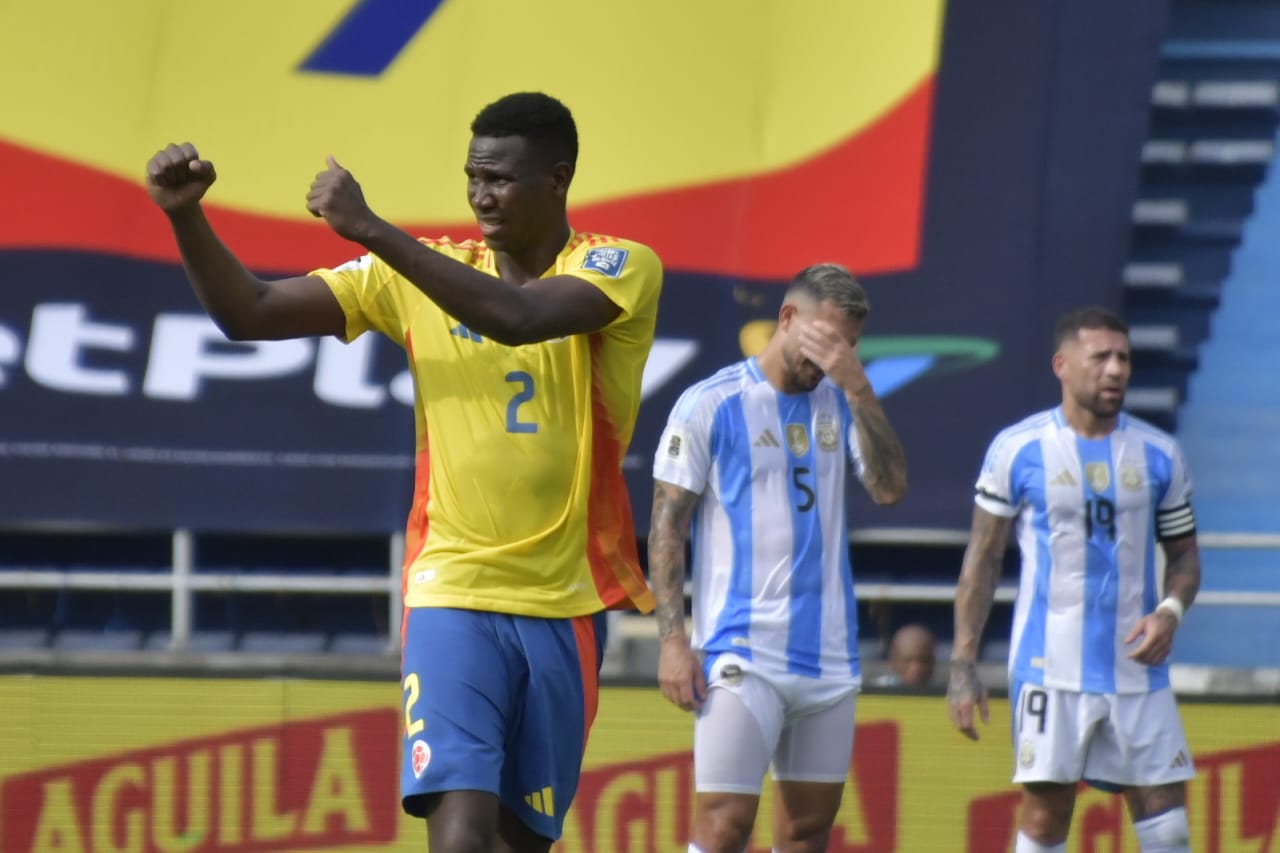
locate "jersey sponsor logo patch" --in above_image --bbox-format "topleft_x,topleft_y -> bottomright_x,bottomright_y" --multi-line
332,254 -> 374,273
816,418 -> 840,451
581,247 -> 630,278
753,429 -> 781,448
786,423 -> 810,457
525,786 -> 556,817
1119,465 -> 1143,490
411,739 -> 431,778
1049,469 -> 1077,487
719,663 -> 745,686
665,430 -> 687,463
1085,462 -> 1110,493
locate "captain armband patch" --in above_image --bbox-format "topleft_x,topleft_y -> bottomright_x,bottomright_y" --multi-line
581,247 -> 629,278
1156,503 -> 1196,540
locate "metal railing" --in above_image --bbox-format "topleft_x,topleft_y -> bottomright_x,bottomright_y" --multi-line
0,530 -> 404,653
0,529 -> 1276,651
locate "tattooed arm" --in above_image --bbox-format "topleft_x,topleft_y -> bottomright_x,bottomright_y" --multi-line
844,378 -> 909,505
1161,532 -> 1201,611
948,506 -> 1012,740
1125,533 -> 1201,665
796,320 -> 907,504
648,479 -> 706,711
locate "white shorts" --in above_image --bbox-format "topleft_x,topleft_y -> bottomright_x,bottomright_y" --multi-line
1010,680 -> 1195,789
694,654 -> 859,794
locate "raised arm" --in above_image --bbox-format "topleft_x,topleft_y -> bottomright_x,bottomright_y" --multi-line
307,158 -> 622,346
843,375 -> 909,505
798,321 -> 907,504
145,144 -> 346,341
948,505 -> 1013,740
648,479 -> 705,712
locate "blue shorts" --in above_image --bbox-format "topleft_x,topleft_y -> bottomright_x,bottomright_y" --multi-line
399,607 -> 605,840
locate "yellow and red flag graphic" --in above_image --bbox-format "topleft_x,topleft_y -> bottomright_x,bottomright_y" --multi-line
0,0 -> 943,278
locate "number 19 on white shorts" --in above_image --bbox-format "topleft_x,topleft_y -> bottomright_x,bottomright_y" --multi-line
1010,680 -> 1195,788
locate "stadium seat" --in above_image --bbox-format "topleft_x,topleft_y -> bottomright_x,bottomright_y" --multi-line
858,638 -> 884,664
238,631 -> 327,655
980,639 -> 1011,663
328,632 -> 394,655
143,630 -> 236,653
51,629 -> 143,652
0,628 -> 50,650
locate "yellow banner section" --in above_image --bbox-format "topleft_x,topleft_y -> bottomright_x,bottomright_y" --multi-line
0,0 -> 941,220
0,677 -> 1274,852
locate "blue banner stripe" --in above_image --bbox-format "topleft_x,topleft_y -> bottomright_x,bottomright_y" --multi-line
300,0 -> 443,77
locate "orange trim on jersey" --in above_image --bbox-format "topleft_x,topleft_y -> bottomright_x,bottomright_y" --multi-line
400,331 -> 431,651
571,614 -> 600,745
585,336 -> 656,613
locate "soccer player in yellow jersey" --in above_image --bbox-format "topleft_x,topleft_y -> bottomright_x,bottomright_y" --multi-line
145,92 -> 662,853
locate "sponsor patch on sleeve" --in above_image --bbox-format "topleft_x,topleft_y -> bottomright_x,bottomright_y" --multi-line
664,429 -> 688,465
332,254 -> 374,273
581,247 -> 630,278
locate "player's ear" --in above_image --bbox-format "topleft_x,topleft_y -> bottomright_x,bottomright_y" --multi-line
1051,350 -> 1068,381
777,301 -> 797,329
550,162 -> 573,198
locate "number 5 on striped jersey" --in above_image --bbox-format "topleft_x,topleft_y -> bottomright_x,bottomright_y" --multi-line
505,371 -> 538,433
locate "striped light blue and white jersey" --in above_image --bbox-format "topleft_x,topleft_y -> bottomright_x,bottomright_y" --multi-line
652,357 -> 866,684
975,407 -> 1196,695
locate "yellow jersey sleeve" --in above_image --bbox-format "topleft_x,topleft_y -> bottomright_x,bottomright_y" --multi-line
309,252 -> 402,343
310,239 -> 486,344
562,239 -> 663,329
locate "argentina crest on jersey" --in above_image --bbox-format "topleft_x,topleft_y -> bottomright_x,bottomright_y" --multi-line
1085,462 -> 1110,493
815,417 -> 840,452
581,247 -> 630,278
785,424 -> 809,456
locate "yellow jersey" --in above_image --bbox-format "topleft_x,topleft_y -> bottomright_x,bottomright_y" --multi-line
313,232 -> 660,617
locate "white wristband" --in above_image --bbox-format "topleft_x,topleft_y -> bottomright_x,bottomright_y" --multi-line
1156,596 -> 1185,625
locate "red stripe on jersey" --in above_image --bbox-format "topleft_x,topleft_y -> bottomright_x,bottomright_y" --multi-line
585,336 -> 655,612
400,331 -> 431,649
571,614 -> 600,745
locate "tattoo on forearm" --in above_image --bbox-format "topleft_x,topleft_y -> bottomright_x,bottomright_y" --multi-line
948,659 -> 983,701
953,509 -> 1010,659
1162,535 -> 1201,608
848,390 -> 908,501
648,482 -> 699,640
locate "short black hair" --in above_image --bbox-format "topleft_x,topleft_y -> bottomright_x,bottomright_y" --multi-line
1053,305 -> 1129,350
785,263 -> 869,323
470,92 -> 578,167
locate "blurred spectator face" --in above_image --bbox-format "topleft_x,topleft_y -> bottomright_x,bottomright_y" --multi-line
889,625 -> 936,686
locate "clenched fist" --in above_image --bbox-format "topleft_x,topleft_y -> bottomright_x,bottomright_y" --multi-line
145,143 -> 216,213
306,156 -> 378,243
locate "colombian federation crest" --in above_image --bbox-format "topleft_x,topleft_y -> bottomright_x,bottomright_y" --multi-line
1085,462 -> 1111,493
786,424 -> 810,457
412,739 -> 432,778
816,418 -> 840,452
